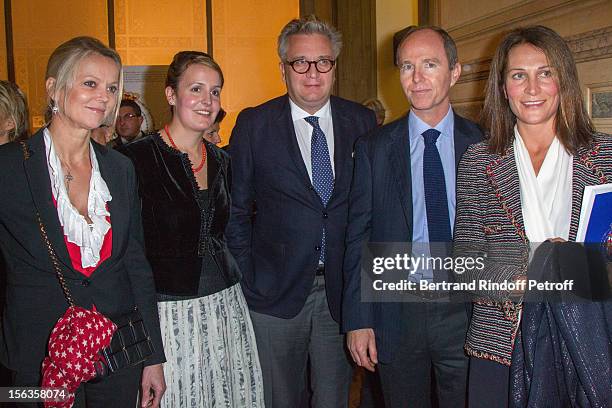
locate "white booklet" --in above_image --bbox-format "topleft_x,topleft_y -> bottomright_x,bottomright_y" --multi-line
576,183 -> 612,243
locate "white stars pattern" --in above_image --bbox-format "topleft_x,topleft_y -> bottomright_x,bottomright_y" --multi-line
41,305 -> 117,408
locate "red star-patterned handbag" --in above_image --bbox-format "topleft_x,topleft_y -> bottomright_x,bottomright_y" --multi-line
35,210 -> 154,406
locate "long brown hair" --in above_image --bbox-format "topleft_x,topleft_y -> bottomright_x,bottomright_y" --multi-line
481,25 -> 594,154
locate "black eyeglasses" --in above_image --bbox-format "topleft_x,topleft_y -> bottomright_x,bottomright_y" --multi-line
285,58 -> 336,74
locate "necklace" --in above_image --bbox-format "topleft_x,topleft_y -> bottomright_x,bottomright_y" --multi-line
58,160 -> 74,193
64,171 -> 74,193
164,124 -> 206,173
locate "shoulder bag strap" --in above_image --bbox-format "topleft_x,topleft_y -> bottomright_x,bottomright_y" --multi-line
20,140 -> 75,307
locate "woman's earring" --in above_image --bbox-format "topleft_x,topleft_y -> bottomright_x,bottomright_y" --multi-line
51,102 -> 59,115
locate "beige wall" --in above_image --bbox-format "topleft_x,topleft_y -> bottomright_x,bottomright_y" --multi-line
4,0 -> 299,139
213,0 -> 299,145
115,0 -> 207,65
375,0 -> 418,123
114,0 -> 209,130
0,5 -> 7,81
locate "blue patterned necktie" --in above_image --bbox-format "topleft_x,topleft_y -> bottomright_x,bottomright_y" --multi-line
422,128 -> 451,243
305,116 -> 334,263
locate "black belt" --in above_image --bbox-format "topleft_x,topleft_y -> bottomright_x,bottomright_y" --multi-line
315,265 -> 325,276
411,290 -> 450,301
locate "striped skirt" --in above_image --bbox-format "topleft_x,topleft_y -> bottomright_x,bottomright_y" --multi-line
158,284 -> 265,407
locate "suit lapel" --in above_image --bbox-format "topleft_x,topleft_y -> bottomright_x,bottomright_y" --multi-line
568,141 -> 608,241
330,97 -> 350,197
569,156 -> 586,241
388,117 -> 413,232
453,113 -> 480,167
93,142 -> 125,271
22,132 -> 74,269
278,96 -> 312,189
487,144 -> 527,242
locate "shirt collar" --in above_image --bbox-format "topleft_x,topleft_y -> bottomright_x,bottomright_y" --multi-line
289,98 -> 332,122
408,106 -> 454,141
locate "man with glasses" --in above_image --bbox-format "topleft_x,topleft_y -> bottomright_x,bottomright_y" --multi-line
227,15 -> 376,407
113,99 -> 145,149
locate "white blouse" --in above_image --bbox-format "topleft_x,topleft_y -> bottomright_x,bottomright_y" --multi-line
513,126 -> 573,243
44,128 -> 112,268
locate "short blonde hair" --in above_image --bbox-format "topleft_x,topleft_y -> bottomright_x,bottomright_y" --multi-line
0,80 -> 29,141
45,36 -> 123,125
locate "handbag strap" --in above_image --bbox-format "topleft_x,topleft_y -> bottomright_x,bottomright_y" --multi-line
20,140 -> 75,307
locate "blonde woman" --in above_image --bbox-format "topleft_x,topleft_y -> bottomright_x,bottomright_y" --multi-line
0,80 -> 29,144
0,37 -> 165,407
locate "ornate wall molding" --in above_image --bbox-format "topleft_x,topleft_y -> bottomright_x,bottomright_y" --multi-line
441,0 -> 606,42
566,26 -> 612,63
458,25 -> 612,84
458,57 -> 492,84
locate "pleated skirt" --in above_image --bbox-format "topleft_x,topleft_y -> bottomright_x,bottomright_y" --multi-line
158,284 -> 265,407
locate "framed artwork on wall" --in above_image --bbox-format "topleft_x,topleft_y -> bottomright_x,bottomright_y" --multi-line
586,83 -> 612,134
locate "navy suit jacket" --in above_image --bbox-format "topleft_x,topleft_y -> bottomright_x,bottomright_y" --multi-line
227,94 -> 376,322
342,111 -> 482,362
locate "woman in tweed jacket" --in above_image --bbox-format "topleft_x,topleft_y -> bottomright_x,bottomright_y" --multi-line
454,26 -> 612,407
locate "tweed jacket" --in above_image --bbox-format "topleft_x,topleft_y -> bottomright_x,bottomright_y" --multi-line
453,132 -> 612,365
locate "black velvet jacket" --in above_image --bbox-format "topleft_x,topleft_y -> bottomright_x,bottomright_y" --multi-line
123,133 -> 240,296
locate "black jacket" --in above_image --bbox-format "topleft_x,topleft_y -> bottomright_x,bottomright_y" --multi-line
123,133 -> 240,296
0,129 -> 165,375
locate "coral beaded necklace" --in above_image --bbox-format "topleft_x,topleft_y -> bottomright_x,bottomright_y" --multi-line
164,124 -> 206,173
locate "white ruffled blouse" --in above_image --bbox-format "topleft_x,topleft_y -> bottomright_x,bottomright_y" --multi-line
44,128 -> 112,268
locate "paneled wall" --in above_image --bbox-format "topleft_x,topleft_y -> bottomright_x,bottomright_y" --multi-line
213,0 -> 298,144
375,0 -> 417,121
426,0 -> 612,133
301,0 -> 418,123
300,0 -> 379,106
3,0 -> 299,142
336,0 -> 377,103
11,0 -> 109,127
114,0 -> 207,65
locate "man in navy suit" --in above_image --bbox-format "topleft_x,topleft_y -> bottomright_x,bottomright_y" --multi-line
343,26 -> 482,407
227,15 -> 376,407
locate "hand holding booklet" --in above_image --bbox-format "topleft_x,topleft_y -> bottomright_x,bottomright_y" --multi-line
576,183 -> 612,251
